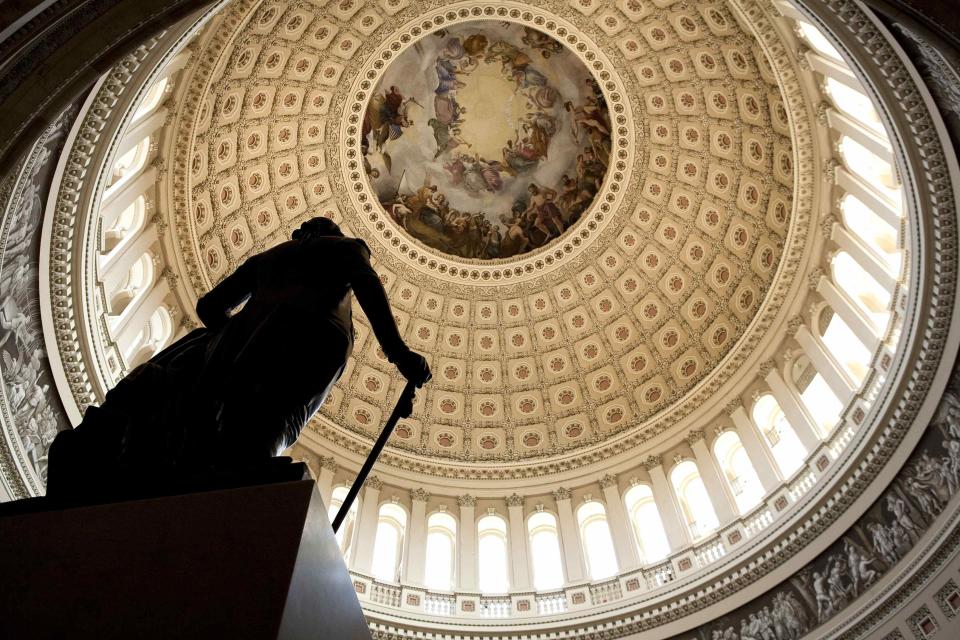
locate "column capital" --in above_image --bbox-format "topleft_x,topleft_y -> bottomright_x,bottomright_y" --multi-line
724,399 -> 743,415
757,359 -> 776,379
786,315 -> 804,337
685,429 -> 705,445
643,454 -> 662,470
319,455 -> 338,472
506,493 -> 525,508
410,488 -> 431,502
553,487 -> 572,501
808,267 -> 826,290
364,475 -> 382,490
599,473 -> 618,489
457,494 -> 476,507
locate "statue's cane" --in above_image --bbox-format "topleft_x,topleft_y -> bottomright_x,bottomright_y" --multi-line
332,380 -> 418,533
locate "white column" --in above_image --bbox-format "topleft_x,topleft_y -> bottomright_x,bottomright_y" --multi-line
764,368 -> 821,452
827,109 -> 893,164
807,52 -> 859,91
689,434 -> 740,523
830,224 -> 897,292
458,495 -> 478,590
815,274 -> 879,349
100,224 -> 158,293
353,477 -> 383,575
645,457 -> 692,550
600,475 -> 640,571
115,283 -> 170,360
554,488 -> 586,582
729,406 -> 782,493
101,166 -> 158,212
506,495 -> 531,589
795,325 -> 858,401
316,457 -> 336,507
836,167 -> 901,228
99,169 -> 156,232
404,490 -> 429,585
115,110 -> 166,159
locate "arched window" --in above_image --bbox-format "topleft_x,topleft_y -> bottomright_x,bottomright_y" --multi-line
527,511 -> 564,590
831,250 -> 892,333
477,514 -> 509,593
819,309 -> 871,384
127,305 -> 174,367
328,486 -> 358,559
824,79 -> 883,134
102,195 -> 146,255
752,394 -> 806,476
670,461 -> 719,540
838,136 -> 900,203
109,252 -> 154,316
576,501 -> 618,580
132,77 -> 169,122
371,503 -> 407,583
424,512 -> 457,591
839,194 -> 900,272
108,136 -> 151,190
712,431 -> 765,514
623,485 -> 670,564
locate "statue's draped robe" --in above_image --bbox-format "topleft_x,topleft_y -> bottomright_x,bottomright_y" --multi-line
48,236 -> 405,490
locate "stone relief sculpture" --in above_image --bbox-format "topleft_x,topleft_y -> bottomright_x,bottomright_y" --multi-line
0,107 -> 76,488
694,383 -> 960,640
47,218 -> 431,496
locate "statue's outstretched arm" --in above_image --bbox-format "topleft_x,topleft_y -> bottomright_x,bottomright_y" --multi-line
348,240 -> 431,386
196,259 -> 256,330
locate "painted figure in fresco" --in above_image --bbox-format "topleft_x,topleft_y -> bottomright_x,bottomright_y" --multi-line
47,218 -> 431,496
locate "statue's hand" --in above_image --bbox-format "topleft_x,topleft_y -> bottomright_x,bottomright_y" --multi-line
394,349 -> 431,387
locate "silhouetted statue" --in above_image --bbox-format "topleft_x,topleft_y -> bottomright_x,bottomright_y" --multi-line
47,218 -> 431,497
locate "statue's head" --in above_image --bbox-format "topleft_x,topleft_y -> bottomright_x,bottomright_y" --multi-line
292,216 -> 344,240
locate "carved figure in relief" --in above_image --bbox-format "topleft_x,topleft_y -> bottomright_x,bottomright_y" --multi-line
47,218 -> 431,495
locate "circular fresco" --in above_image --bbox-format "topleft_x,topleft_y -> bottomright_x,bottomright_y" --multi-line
363,21 -> 611,260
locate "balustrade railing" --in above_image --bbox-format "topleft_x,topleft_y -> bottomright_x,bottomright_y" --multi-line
479,595 -> 511,618
424,592 -> 455,616
535,591 -> 568,615
589,578 -> 622,605
643,560 -> 675,590
693,536 -> 727,568
370,582 -> 401,607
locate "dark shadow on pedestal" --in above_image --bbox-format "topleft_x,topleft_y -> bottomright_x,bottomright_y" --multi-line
0,461 -> 371,640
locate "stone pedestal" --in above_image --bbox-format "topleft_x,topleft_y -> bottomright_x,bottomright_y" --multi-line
0,463 -> 370,640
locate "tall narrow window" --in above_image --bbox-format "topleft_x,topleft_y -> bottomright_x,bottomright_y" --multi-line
623,485 -> 670,564
713,431 -> 764,514
752,394 -> 807,476
824,79 -> 883,134
527,511 -> 564,590
838,137 -> 900,203
576,501 -> 618,580
424,512 -> 457,590
820,309 -> 872,384
108,137 -> 151,190
328,486 -> 358,560
133,77 -> 169,122
670,461 -> 719,539
840,194 -> 900,273
371,503 -> 407,582
798,372 -> 844,437
102,195 -> 146,255
832,251 -> 892,331
477,514 -> 509,593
